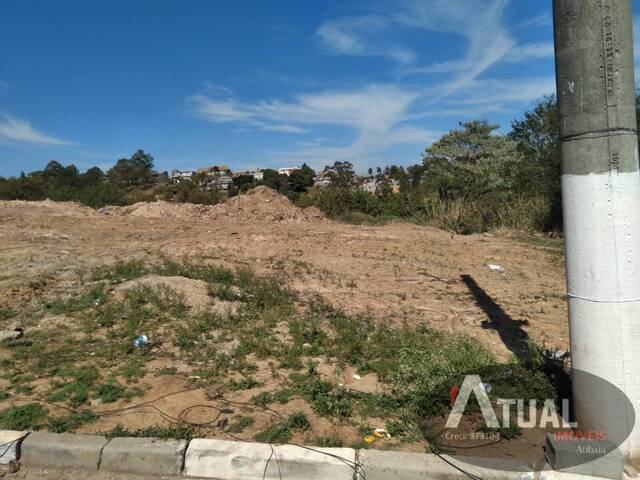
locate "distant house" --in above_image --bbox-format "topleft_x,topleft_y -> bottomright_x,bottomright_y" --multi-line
278,166 -> 300,177
358,176 -> 401,194
170,170 -> 195,182
232,169 -> 264,181
361,178 -> 377,193
198,165 -> 231,176
313,170 -> 333,188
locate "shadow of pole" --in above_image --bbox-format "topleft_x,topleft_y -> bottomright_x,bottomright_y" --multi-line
460,274 -> 530,360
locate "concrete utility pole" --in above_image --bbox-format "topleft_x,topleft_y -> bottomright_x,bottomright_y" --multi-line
553,0 -> 640,464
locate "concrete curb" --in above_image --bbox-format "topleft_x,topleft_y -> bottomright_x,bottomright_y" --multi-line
0,429 -> 621,479
20,431 -> 110,471
101,436 -> 187,476
184,438 -> 356,479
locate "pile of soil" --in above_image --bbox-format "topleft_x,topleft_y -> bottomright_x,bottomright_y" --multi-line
0,199 -> 99,217
112,201 -> 217,219
114,275 -> 238,314
102,186 -> 325,223
211,186 -> 324,223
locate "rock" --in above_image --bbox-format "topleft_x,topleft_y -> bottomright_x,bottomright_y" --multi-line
0,329 -> 22,345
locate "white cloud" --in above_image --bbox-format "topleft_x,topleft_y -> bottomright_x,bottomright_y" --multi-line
0,114 -> 73,145
507,42 -> 555,63
316,15 -> 416,64
448,77 -> 557,106
316,0 -> 552,101
188,84 -> 439,170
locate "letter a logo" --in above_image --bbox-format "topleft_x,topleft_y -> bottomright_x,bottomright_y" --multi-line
445,375 -> 500,429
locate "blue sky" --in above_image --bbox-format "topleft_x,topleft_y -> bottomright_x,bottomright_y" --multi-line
0,0 -> 637,176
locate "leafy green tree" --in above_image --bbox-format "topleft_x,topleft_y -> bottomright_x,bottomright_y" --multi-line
288,163 -> 315,193
422,120 -> 522,201
327,161 -> 355,189
233,174 -> 256,192
261,169 -> 289,193
509,96 -> 562,229
107,150 -> 154,186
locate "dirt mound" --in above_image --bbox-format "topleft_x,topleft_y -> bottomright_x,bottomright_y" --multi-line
115,200 -> 217,219
104,186 -> 325,223
114,275 -> 237,314
0,199 -> 99,217
211,186 -> 324,223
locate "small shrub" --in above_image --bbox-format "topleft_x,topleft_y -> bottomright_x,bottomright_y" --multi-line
47,410 -> 95,433
0,403 -> 48,430
228,415 -> 255,433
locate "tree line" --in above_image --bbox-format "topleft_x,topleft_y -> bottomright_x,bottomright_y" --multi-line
0,95 -> 589,233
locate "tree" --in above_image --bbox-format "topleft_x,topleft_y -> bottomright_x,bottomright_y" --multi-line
368,167 -> 373,176
288,163 -> 315,193
107,150 -> 154,186
327,161 -> 355,189
509,95 -> 559,163
422,120 -> 522,200
81,167 -> 105,186
509,96 -> 562,229
261,169 -> 289,193
233,174 -> 255,192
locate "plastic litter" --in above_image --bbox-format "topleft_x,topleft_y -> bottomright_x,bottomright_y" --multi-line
374,428 -> 391,439
352,374 -> 361,380
133,335 -> 149,348
482,382 -> 492,393
487,264 -> 504,272
364,428 -> 391,443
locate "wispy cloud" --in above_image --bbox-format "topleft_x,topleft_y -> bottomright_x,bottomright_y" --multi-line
188,84 -> 439,169
316,0 -> 552,100
316,15 -> 416,64
0,114 -> 74,146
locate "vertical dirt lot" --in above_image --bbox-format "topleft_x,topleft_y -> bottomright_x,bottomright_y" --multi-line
0,188 -> 568,461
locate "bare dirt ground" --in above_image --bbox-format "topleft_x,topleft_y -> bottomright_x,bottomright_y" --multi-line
0,188 -> 567,358
0,187 -> 568,462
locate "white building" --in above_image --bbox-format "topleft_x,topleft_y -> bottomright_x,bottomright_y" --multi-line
233,169 -> 264,181
278,166 -> 300,176
361,179 -> 377,193
170,170 -> 195,182
313,171 -> 333,188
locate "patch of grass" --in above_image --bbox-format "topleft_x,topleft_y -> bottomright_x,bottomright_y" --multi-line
104,423 -> 194,440
0,403 -> 48,430
251,392 -> 272,407
44,285 -> 108,315
95,381 -> 129,403
293,376 -> 354,419
47,410 -> 95,433
155,367 -> 178,376
118,362 -> 147,382
46,367 -> 98,407
254,412 -> 310,444
208,284 -> 242,302
228,377 -> 259,391
92,259 -> 150,283
0,306 -> 16,320
228,415 -> 255,433
314,436 -> 344,448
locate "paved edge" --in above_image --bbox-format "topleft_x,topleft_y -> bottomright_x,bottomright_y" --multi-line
20,431 -> 110,471
1,429 -> 620,479
100,436 -> 188,476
